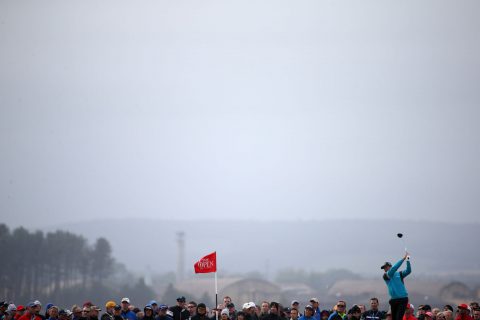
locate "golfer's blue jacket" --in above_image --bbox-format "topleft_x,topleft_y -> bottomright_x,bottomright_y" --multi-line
384,258 -> 411,299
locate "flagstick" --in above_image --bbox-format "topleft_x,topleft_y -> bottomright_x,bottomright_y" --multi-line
215,271 -> 218,320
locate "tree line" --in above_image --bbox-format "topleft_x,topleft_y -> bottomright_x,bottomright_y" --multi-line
0,223 -> 155,306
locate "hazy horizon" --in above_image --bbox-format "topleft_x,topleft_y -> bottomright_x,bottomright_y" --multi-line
3,218 -> 475,278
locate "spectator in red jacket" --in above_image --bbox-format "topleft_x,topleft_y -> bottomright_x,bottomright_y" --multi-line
17,303 -> 43,320
455,305 -> 473,320
403,305 -> 416,320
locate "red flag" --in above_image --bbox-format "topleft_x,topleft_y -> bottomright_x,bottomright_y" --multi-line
194,251 -> 217,273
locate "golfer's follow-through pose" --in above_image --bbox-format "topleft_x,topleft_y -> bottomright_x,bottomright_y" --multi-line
381,252 -> 412,320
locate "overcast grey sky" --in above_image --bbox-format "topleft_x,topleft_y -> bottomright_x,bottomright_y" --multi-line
1,1 -> 479,228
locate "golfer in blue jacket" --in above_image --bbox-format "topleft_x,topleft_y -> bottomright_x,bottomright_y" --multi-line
381,252 -> 411,320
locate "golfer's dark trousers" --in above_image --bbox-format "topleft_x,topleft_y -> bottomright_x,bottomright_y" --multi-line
389,297 -> 408,320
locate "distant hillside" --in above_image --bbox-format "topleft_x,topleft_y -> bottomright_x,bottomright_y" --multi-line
45,219 -> 480,279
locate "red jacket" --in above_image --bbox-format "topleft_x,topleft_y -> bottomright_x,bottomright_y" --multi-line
17,312 -> 43,320
455,315 -> 473,320
402,314 -> 416,320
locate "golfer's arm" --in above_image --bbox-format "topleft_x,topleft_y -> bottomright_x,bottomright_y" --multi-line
402,260 -> 412,277
387,258 -> 404,278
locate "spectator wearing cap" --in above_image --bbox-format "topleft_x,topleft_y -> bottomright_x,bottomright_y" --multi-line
348,306 -> 362,320
4,304 -> 17,320
48,306 -> 60,320
320,311 -> 330,320
244,303 -> 258,320
416,307 -> 425,320
363,298 -> 386,320
58,310 -> 69,320
381,252 -> 412,320
402,305 -> 416,320
425,313 -> 434,320
455,305 -> 473,320
45,304 -> 55,320
34,301 -> 45,320
1,302 -> 9,318
71,306 -> 83,320
113,306 -> 123,320
144,305 -> 156,320
418,305 -> 432,320
328,301 -> 347,320
299,306 -> 315,320
90,306 -> 102,320
120,299 -> 136,320
169,297 -> 189,320
309,300 -> 321,320
472,309 -> 480,320
148,303 -> 159,315
7,305 -> 17,314
17,303 -> 43,320
33,300 -> 46,320
470,305 -> 479,312
15,306 -> 26,320
101,301 -> 116,320
156,305 -> 172,320
221,309 -> 231,320
226,303 -> 236,320
291,303 -> 302,318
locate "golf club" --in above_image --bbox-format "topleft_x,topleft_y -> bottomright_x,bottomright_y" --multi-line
397,233 -> 407,253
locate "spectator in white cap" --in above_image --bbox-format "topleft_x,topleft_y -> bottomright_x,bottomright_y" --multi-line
120,299 -> 136,320
291,302 -> 302,317
309,299 -> 321,320
4,309 -> 15,320
300,306 -> 316,320
221,309 -> 230,320
244,303 -> 258,320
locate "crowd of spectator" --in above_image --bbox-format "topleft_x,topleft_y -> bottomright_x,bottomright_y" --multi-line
1,296 -> 479,320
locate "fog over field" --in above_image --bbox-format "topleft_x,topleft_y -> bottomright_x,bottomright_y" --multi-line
44,218 -> 480,280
